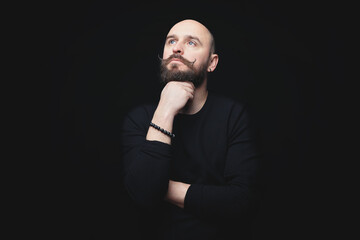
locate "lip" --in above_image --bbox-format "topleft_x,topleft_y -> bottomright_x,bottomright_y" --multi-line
170,58 -> 183,63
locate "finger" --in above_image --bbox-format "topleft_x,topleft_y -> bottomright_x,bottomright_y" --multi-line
186,91 -> 194,100
178,82 -> 195,91
178,81 -> 195,90
189,92 -> 194,100
182,85 -> 195,93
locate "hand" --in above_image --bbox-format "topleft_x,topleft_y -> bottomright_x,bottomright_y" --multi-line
146,81 -> 194,144
157,81 -> 195,117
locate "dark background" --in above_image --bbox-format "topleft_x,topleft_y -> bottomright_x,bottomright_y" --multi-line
47,1 -> 347,239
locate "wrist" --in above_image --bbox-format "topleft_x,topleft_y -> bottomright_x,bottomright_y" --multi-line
153,106 -> 176,123
146,106 -> 175,144
165,180 -> 190,209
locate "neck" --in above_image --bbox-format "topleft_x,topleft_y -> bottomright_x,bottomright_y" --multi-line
180,80 -> 208,115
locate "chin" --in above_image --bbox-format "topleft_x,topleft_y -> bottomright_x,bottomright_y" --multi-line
170,67 -> 190,74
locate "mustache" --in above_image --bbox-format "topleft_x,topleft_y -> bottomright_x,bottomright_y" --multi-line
158,54 -> 196,67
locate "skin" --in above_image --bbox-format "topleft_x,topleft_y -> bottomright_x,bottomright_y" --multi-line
146,19 -> 219,208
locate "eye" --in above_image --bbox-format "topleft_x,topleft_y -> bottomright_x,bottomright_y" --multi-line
188,41 -> 196,46
169,39 -> 176,45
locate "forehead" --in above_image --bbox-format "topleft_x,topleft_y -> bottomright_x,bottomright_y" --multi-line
167,20 -> 212,45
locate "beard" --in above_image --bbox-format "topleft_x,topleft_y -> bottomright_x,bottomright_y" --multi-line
160,54 -> 208,88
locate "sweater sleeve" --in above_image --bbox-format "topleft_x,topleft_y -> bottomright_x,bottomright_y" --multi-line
184,103 -> 260,220
121,106 -> 172,208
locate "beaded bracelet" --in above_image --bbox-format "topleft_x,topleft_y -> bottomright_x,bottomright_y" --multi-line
150,122 -> 175,138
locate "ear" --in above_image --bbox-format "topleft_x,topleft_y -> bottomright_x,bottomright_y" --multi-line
207,54 -> 219,72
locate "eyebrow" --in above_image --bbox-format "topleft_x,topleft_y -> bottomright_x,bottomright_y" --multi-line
166,34 -> 203,45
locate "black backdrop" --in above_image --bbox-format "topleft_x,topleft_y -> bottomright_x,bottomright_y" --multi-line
48,1 -> 347,239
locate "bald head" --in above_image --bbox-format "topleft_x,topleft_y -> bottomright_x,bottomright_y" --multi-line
168,19 -> 215,54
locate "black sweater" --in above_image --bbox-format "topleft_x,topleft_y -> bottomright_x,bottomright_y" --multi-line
121,93 -> 260,240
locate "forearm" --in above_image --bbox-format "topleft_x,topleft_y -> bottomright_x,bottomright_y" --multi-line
146,106 -> 175,145
164,180 -> 254,218
184,183 -> 255,219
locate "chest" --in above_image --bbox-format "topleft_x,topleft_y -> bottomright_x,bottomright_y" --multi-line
171,117 -> 229,184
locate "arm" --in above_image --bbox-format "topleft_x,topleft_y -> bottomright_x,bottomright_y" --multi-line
165,104 -> 260,219
121,82 -> 194,208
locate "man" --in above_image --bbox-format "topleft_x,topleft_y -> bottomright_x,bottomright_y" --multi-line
121,19 -> 260,240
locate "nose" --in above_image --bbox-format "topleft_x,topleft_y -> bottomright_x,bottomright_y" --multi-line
172,42 -> 184,54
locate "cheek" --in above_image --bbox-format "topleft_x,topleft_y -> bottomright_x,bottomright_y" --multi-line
163,47 -> 172,58
195,57 -> 208,67
190,53 -> 206,63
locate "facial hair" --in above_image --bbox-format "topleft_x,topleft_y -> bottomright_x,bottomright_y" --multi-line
160,53 -> 208,88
